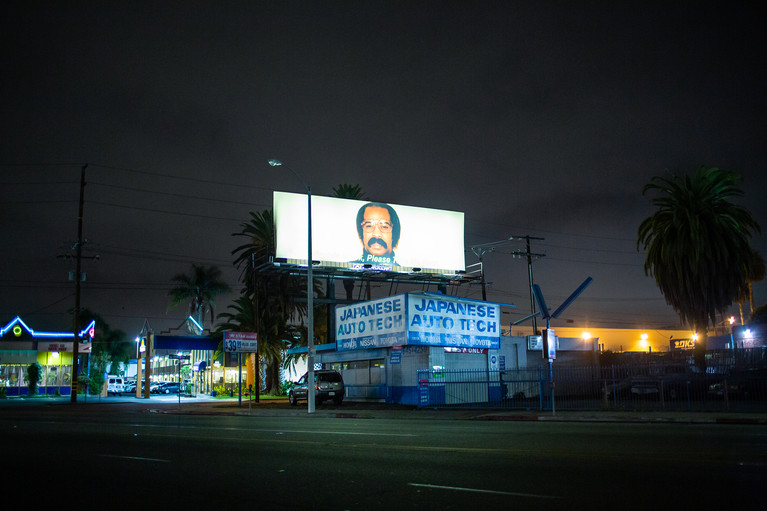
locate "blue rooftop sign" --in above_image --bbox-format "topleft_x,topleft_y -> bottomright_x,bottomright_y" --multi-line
335,293 -> 501,351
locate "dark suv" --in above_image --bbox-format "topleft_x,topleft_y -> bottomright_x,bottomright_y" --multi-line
289,370 -> 344,406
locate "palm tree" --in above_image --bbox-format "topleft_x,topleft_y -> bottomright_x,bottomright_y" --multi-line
332,183 -> 367,200
232,208 -> 318,391
232,209 -> 276,295
168,264 -> 231,329
751,302 -> 767,324
217,295 -> 288,394
745,250 -> 765,315
637,166 -> 761,365
736,250 -> 766,323
332,183 -> 368,300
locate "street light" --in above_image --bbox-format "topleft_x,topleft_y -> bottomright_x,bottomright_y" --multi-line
268,159 -> 315,414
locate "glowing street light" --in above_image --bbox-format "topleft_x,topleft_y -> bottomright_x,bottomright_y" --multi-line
639,332 -> 649,351
268,158 -> 315,414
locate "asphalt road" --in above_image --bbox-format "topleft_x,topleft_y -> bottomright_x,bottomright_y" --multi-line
2,401 -> 765,510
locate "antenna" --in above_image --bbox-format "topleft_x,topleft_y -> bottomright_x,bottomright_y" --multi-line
528,276 -> 593,417
531,276 -> 593,328
551,277 -> 593,319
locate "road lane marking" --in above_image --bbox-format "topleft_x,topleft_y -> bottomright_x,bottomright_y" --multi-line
408,483 -> 562,499
275,430 -> 415,437
99,455 -> 170,463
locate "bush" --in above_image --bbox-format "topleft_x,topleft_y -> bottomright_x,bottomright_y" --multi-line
26,363 -> 42,396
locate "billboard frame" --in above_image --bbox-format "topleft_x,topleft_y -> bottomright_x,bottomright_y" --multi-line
274,191 -> 466,275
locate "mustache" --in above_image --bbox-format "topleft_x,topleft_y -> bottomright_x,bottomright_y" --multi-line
367,237 -> 388,249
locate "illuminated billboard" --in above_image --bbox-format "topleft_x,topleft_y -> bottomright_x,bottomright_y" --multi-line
336,293 -> 500,351
274,191 -> 465,274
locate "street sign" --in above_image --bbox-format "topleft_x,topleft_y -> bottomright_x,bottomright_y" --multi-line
543,328 -> 557,361
224,331 -> 258,353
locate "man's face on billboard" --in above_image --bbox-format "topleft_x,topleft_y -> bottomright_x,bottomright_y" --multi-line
360,206 -> 395,256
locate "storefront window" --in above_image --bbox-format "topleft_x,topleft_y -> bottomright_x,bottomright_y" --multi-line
332,359 -> 385,385
46,366 -> 60,387
1,365 -> 22,387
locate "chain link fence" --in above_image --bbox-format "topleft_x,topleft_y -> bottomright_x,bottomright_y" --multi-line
416,348 -> 767,412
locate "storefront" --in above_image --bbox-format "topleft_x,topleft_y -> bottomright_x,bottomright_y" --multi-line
1,316 -> 94,396
296,292 -> 514,405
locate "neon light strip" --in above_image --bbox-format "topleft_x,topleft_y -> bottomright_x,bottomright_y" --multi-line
187,315 -> 204,332
1,316 -> 95,339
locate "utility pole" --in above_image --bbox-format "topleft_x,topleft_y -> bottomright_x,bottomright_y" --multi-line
507,235 -> 545,334
470,236 -> 545,332
71,164 -> 87,403
523,235 -> 544,334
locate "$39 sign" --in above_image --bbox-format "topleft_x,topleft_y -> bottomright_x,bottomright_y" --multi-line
223,332 -> 258,353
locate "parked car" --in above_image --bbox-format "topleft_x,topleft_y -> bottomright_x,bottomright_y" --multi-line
107,376 -> 125,396
159,382 -> 181,394
123,380 -> 137,393
289,370 -> 344,406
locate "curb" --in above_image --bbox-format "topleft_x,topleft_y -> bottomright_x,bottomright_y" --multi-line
154,403 -> 767,425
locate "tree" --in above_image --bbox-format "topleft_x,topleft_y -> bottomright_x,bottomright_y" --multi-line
168,264 -> 231,329
750,302 -> 767,324
737,250 -> 766,321
231,209 -> 317,392
87,352 -> 111,395
332,184 -> 368,301
232,210 -> 276,295
217,295 -> 274,394
637,166 -> 761,365
332,183 -> 367,201
78,308 -> 130,373
26,362 -> 42,395
74,309 -> 130,394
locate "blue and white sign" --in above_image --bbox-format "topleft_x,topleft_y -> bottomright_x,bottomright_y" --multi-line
407,294 -> 500,349
336,295 -> 407,350
336,293 -> 501,351
223,331 -> 258,353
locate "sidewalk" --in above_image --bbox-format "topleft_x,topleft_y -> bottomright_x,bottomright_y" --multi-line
4,394 -> 766,424
152,397 -> 767,424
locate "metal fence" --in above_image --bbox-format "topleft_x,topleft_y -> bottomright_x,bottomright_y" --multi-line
416,349 -> 767,412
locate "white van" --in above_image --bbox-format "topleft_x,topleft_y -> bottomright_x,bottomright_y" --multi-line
107,375 -> 124,396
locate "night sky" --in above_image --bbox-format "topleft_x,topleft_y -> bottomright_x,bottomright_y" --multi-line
2,1 -> 765,339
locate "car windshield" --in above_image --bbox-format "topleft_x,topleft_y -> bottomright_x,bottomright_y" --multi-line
318,372 -> 342,382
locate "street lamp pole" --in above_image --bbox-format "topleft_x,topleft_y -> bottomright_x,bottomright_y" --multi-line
268,159 -> 315,414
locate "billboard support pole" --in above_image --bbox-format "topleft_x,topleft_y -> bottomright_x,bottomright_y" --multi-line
269,159 -> 314,414
306,185 -> 315,414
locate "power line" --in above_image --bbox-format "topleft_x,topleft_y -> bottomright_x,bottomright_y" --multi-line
89,162 -> 276,192
544,256 -> 643,268
89,180 -> 269,207
96,244 -> 233,266
87,200 -> 248,222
